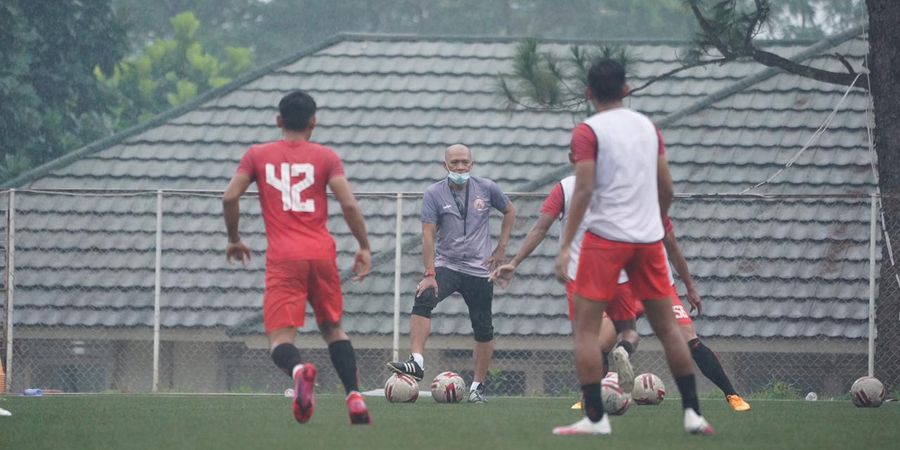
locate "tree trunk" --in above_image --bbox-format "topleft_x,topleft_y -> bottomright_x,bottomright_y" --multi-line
867,0 -> 900,388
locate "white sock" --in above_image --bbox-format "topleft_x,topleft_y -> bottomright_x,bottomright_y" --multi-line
412,353 -> 424,369
470,381 -> 481,392
292,364 -> 304,379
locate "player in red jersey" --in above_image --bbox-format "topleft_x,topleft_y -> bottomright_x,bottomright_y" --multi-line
223,91 -> 372,425
622,220 -> 751,412
552,59 -> 713,436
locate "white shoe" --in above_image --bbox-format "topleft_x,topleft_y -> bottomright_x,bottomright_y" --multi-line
0,407 -> 11,417
612,346 -> 635,394
684,408 -> 714,435
552,415 -> 611,435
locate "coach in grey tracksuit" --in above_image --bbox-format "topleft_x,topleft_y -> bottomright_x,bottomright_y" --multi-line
387,144 -> 516,403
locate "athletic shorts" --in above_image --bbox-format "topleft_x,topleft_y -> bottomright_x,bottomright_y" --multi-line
573,232 -> 672,303
565,281 -> 612,322
607,282 -> 638,322
631,283 -> 693,326
412,267 -> 494,342
263,259 -> 343,334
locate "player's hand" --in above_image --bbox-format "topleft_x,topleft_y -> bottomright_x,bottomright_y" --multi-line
489,263 -> 517,289
416,276 -> 438,298
352,248 -> 372,282
486,246 -> 506,272
554,248 -> 572,284
225,240 -> 251,266
687,287 -> 702,316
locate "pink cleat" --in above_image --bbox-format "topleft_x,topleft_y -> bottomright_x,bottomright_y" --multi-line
346,391 -> 371,425
292,364 -> 317,424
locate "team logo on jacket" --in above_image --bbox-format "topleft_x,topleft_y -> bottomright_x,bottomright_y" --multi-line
473,197 -> 488,212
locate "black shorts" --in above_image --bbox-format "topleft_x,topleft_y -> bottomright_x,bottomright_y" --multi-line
411,267 -> 494,342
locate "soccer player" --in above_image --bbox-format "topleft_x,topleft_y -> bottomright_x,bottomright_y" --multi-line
552,59 -> 713,436
386,144 -> 516,403
492,174 -> 750,412
223,90 -> 372,425
489,172 -> 637,392
656,223 -> 751,411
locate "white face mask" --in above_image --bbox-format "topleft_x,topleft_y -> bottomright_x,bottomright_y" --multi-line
448,171 -> 470,185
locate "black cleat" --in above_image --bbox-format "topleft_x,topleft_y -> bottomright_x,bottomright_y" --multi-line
386,355 -> 424,381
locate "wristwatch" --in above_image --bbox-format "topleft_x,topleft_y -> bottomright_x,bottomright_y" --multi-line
424,268 -> 436,277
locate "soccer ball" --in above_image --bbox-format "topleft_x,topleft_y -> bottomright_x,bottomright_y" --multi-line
632,373 -> 666,405
850,376 -> 885,408
601,377 -> 631,415
384,373 -> 419,403
430,371 -> 466,403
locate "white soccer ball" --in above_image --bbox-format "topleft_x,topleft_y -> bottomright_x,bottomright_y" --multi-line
632,373 -> 666,405
430,371 -> 466,403
600,378 -> 631,415
850,376 -> 885,408
384,373 -> 419,403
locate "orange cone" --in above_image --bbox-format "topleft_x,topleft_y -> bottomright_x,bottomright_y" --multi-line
0,362 -> 5,393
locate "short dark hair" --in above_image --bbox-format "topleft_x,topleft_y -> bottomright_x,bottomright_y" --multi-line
279,90 -> 317,131
587,58 -> 626,102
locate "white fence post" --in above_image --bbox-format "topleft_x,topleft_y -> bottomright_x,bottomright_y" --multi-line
4,189 -> 15,392
153,190 -> 163,392
868,192 -> 877,377
392,193 -> 403,362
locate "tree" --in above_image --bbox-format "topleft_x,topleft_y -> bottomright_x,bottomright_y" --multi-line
498,0 -> 900,386
866,0 -> 900,390
111,0 -> 699,67
109,0 -> 860,70
0,1 -> 126,180
97,12 -> 254,130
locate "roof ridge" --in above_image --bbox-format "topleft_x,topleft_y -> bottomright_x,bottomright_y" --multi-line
326,31 -> 829,47
510,23 -> 867,194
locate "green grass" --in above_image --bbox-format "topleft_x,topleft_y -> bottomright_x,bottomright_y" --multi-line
1,395 -> 897,450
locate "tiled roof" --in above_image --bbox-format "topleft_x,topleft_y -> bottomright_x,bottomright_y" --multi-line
3,29 -> 875,340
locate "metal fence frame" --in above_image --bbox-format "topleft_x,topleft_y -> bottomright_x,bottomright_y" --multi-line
0,188 -> 884,393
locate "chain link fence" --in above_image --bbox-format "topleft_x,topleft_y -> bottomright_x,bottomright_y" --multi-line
1,190 -> 890,398
874,195 -> 900,392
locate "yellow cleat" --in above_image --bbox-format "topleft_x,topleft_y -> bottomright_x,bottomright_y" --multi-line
570,401 -> 583,410
727,394 -> 751,412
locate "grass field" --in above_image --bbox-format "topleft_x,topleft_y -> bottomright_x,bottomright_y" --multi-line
1,394 -> 897,450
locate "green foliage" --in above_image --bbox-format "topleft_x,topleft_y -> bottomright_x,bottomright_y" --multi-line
0,0 -> 126,182
98,11 -> 254,130
112,0 -> 698,68
497,40 -> 633,113
749,379 -> 803,399
487,368 -> 509,392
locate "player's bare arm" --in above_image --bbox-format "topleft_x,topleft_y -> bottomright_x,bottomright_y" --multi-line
223,172 -> 253,265
417,222 -> 438,297
555,160 -> 594,283
328,175 -> 371,281
657,154 -> 674,216
662,228 -> 702,315
487,202 -> 516,272
491,212 -> 555,288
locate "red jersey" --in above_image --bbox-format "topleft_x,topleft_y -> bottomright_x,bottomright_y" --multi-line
237,140 -> 345,262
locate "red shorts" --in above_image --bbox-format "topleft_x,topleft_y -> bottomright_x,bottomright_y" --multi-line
574,232 -> 672,302
630,283 -> 693,326
263,259 -> 343,334
607,282 -> 638,322
565,281 -> 610,322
